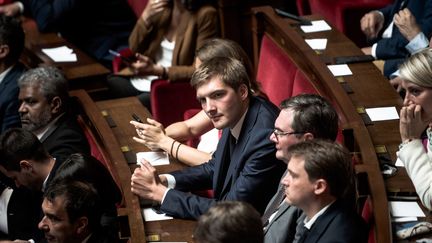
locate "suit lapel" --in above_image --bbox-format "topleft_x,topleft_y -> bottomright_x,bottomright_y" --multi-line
219,98 -> 260,196
304,201 -> 339,243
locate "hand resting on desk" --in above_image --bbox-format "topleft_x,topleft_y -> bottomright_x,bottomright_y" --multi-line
131,160 -> 168,203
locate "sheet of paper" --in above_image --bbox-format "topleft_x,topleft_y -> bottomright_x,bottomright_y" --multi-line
136,151 -> 170,166
142,208 -> 173,221
365,107 -> 399,122
305,38 -> 328,50
130,76 -> 158,92
300,20 -> 331,33
42,46 -> 77,62
392,216 -> 418,222
395,158 -> 404,167
389,201 -> 425,217
327,64 -> 352,76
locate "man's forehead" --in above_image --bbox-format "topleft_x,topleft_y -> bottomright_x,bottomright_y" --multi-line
196,77 -> 230,97
275,109 -> 294,128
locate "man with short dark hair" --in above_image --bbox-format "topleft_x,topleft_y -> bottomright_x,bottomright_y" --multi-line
263,94 -> 340,243
39,180 -> 111,243
0,14 -> 26,132
281,140 -> 367,243
17,66 -> 90,164
131,57 -> 285,219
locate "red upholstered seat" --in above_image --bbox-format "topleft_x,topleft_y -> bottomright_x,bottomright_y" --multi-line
151,79 -> 201,127
303,0 -> 394,47
76,116 -> 109,168
256,35 -> 297,106
361,196 -> 376,243
127,0 -> 148,17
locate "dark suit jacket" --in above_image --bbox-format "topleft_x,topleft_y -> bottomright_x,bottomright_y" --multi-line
40,112 -> 90,165
160,97 -> 286,219
20,0 -> 136,60
375,0 -> 432,76
0,63 -> 26,133
264,202 -> 302,243
300,200 -> 368,243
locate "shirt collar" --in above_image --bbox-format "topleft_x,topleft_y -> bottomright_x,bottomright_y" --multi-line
35,113 -> 65,140
230,107 -> 248,141
303,200 -> 335,230
0,66 -> 14,85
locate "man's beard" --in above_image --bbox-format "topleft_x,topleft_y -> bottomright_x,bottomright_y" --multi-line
21,108 -> 53,133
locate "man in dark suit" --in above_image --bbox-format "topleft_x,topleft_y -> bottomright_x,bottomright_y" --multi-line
263,94 -> 339,243
0,15 -> 26,133
0,128 -> 120,241
131,57 -> 285,219
17,66 -> 90,164
0,0 -> 136,66
281,140 -> 367,243
39,180 -> 116,243
360,0 -> 432,77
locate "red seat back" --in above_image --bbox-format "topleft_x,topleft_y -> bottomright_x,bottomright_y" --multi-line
256,35 -> 297,106
127,0 -> 148,17
151,79 -> 201,127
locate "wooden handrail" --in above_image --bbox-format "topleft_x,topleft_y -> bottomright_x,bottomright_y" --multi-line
69,90 -> 146,243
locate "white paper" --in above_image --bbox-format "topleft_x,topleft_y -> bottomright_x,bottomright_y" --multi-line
305,38 -> 328,50
136,151 -> 170,166
395,158 -> 404,167
130,76 -> 157,92
389,201 -> 425,217
42,46 -> 77,62
142,208 -> 173,221
392,216 -> 418,222
300,20 -> 332,33
327,64 -> 352,76
365,107 -> 399,122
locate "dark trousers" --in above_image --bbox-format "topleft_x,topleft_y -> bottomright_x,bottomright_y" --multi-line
106,75 -> 151,111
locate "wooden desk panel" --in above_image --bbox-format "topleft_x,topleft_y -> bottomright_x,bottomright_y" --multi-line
96,96 -> 196,242
21,18 -> 110,93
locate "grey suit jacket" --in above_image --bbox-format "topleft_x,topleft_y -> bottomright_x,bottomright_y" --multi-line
263,184 -> 302,243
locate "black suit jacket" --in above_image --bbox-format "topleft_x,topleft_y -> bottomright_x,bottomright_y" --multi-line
375,0 -> 432,76
160,97 -> 286,219
40,112 -> 90,165
0,63 -> 26,133
300,200 -> 368,243
20,0 -> 136,60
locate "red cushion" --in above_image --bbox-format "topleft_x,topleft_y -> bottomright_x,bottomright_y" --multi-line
151,79 -> 201,127
308,0 -> 394,47
256,35 -> 297,106
127,0 -> 148,17
76,116 -> 109,168
361,197 -> 376,243
112,48 -> 133,73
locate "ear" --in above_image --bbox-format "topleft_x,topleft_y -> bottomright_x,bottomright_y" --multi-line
19,160 -> 33,172
302,132 -> 314,141
50,96 -> 62,114
238,84 -> 249,100
75,216 -> 89,235
313,179 -> 327,196
0,44 -> 10,59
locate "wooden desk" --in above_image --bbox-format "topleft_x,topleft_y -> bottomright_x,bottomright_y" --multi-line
96,97 -> 196,243
252,6 -> 397,242
21,18 -> 110,94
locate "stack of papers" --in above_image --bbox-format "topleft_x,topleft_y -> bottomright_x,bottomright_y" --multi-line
42,46 -> 77,62
136,151 -> 170,166
365,107 -> 399,122
327,64 -> 352,76
305,38 -> 328,50
389,201 -> 425,222
142,207 -> 173,221
300,20 -> 332,33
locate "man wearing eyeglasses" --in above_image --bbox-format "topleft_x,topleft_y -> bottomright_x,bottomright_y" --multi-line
263,94 -> 339,243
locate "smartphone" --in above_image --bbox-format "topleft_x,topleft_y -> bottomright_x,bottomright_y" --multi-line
132,113 -> 143,123
108,49 -> 136,65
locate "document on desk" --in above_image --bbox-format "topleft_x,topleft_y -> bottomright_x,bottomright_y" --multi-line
365,107 -> 399,121
136,151 -> 170,166
300,20 -> 331,33
142,208 -> 173,221
130,76 -> 158,92
389,201 -> 425,218
42,46 -> 77,62
305,38 -> 328,50
327,64 -> 352,76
